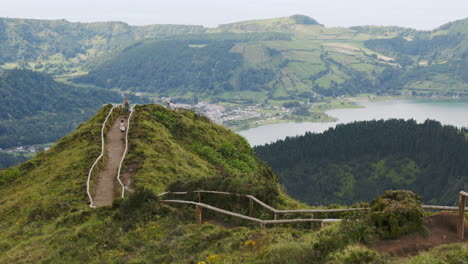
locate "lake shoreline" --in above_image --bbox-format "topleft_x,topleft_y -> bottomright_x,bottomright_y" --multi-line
239,97 -> 468,146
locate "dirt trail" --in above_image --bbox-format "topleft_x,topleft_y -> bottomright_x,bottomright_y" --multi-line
93,116 -> 127,207
373,212 -> 468,257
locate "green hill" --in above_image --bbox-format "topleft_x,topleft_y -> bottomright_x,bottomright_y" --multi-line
0,105 -> 466,263
75,25 -> 390,100
255,119 -> 468,206
0,69 -> 123,149
213,14 -> 322,33
362,18 -> 468,96
1,15 -> 466,101
75,16 -> 468,101
0,17 -> 205,75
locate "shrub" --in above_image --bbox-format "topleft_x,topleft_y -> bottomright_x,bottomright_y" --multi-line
153,109 -> 179,131
370,190 -> 424,239
311,219 -> 374,262
114,188 -> 163,230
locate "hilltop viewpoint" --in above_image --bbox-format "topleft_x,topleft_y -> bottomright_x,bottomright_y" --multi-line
0,104 -> 467,263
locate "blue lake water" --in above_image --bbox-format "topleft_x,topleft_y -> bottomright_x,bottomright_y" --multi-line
238,99 -> 468,146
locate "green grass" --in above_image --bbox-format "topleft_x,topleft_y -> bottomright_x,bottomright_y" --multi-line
0,104 -> 465,263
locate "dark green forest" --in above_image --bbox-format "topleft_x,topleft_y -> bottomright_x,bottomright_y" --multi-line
77,39 -> 243,94
255,119 -> 468,206
0,69 -> 126,149
76,34 -> 287,96
0,152 -> 28,169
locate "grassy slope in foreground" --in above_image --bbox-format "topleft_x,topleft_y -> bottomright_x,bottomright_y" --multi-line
0,105 -> 466,263
0,104 -> 284,263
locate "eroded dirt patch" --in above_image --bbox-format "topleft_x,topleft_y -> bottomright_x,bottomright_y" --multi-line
373,212 -> 468,257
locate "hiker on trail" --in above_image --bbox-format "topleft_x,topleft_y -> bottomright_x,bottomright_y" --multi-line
119,119 -> 126,141
167,100 -> 175,110
123,98 -> 130,118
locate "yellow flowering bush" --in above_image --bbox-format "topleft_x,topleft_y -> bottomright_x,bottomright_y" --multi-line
206,253 -> 221,263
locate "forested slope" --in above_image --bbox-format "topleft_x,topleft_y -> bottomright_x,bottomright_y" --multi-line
255,119 -> 468,206
362,18 -> 468,95
0,17 -> 205,74
0,69 -> 123,148
1,15 -> 466,100
76,29 -> 392,100
76,16 -> 468,100
76,35 -> 285,97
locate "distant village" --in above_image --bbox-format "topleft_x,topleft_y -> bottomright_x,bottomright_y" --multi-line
1,144 -> 50,154
167,100 -> 293,125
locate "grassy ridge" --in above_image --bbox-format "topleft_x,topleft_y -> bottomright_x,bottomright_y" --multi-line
0,105 -> 467,263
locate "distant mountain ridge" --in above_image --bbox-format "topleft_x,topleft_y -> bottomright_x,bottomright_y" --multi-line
0,17 -> 205,74
75,16 -> 468,100
1,15 -> 466,100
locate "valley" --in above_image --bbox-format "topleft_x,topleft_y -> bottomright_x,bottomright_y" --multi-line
0,5 -> 467,263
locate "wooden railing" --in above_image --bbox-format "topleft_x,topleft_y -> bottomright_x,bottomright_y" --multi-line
160,199 -> 342,228
158,190 -> 468,233
159,190 -> 364,228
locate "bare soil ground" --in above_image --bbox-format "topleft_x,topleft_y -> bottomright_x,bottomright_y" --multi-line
373,212 -> 468,257
93,116 -> 127,207
121,164 -> 138,193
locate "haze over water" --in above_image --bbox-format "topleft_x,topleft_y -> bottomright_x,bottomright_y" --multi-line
239,99 -> 468,146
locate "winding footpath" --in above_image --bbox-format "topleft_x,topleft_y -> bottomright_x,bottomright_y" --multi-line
92,115 -> 128,207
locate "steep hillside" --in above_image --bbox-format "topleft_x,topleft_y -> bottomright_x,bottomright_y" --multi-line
76,18 -> 394,100
0,105 -> 466,263
77,15 -> 468,101
0,104 -> 282,263
0,17 -> 205,74
364,18 -> 468,63
362,18 -> 468,96
2,15 -> 466,101
255,119 -> 468,206
0,69 -> 123,149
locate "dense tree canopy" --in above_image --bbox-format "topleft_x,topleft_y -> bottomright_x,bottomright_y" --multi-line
0,69 -> 128,149
76,34 -> 285,96
255,119 -> 468,205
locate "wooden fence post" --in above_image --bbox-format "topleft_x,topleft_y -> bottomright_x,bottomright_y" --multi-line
196,205 -> 202,225
197,192 -> 202,203
249,197 -> 254,216
311,213 -> 315,229
458,192 -> 467,240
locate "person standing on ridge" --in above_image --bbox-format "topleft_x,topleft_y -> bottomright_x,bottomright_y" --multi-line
167,100 -> 175,110
119,119 -> 126,141
123,98 -> 130,118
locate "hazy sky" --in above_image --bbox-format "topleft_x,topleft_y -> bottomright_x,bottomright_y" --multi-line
1,0 -> 467,30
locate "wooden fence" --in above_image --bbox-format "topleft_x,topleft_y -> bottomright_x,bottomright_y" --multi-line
160,190 -> 365,228
158,190 -> 468,236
